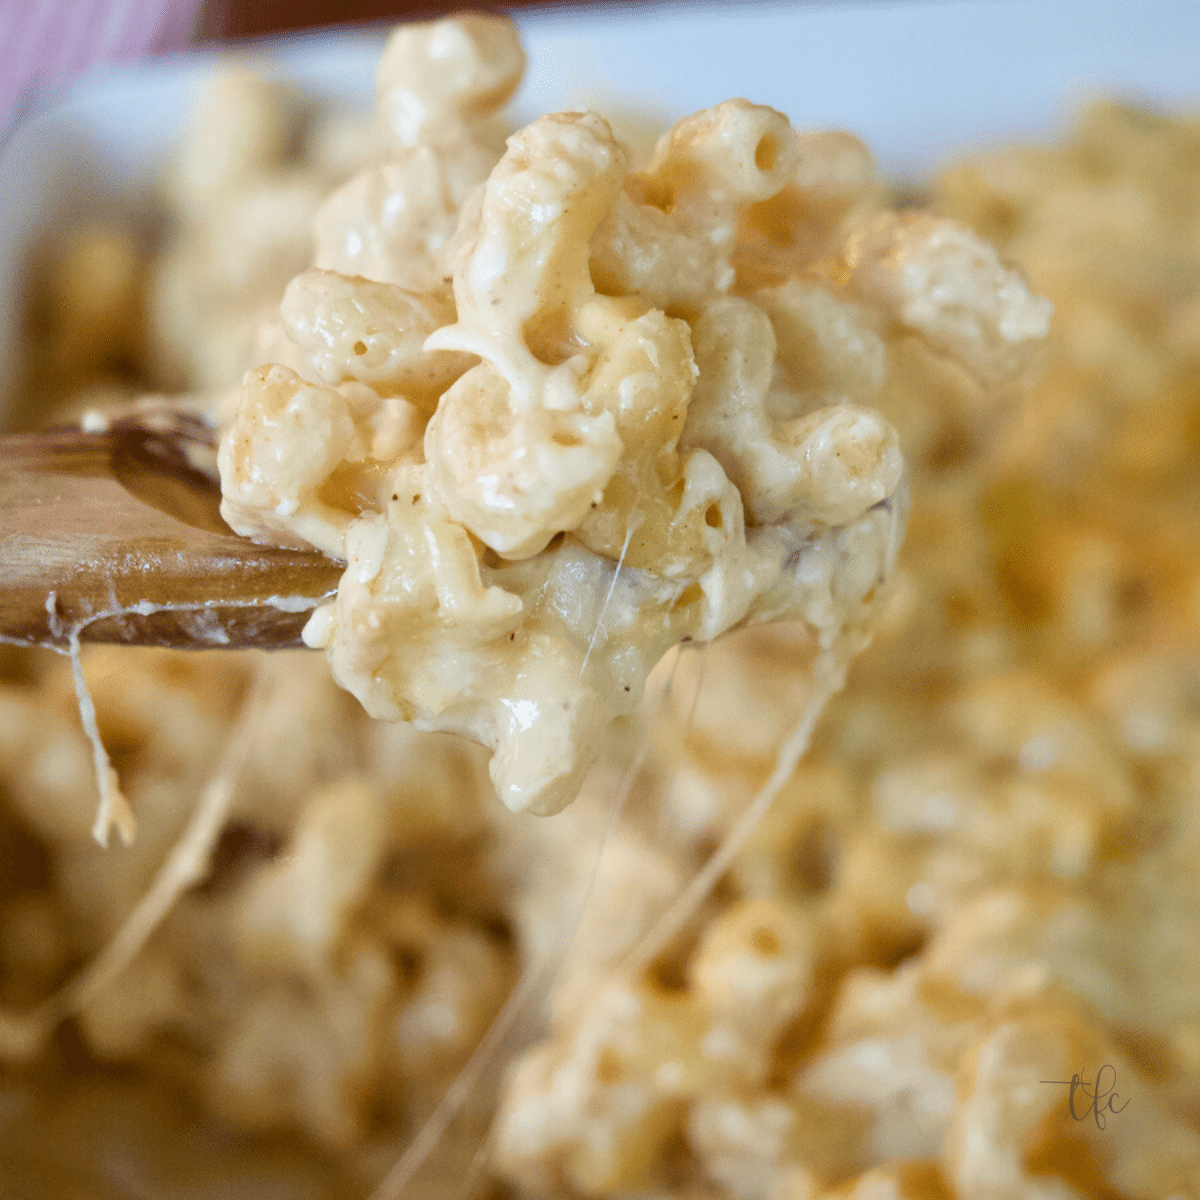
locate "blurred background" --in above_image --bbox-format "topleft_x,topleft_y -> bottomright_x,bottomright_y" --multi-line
3,0 -> 627,136
197,0 -> 594,38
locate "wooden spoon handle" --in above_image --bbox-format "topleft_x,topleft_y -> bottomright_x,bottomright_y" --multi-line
0,420 -> 343,650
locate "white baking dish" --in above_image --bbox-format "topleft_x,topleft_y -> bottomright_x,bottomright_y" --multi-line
1,0 -> 1198,417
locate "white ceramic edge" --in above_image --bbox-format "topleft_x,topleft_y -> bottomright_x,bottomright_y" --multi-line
3,0 -> 1199,420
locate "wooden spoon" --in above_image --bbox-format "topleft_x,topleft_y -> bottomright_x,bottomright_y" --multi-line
0,413 -> 343,650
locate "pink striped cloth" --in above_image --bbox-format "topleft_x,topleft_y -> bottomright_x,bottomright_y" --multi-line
0,0 -> 205,134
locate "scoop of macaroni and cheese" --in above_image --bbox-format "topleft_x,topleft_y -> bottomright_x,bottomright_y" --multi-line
217,14 -> 1049,816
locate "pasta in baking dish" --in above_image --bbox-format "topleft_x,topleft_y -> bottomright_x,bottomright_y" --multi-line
16,13 -> 1200,1200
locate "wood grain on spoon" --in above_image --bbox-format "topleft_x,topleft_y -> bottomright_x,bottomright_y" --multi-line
0,416 -> 343,650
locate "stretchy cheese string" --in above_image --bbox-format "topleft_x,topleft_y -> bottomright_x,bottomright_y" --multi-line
623,639 -> 851,979
580,521 -> 638,678
68,628 -> 136,847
